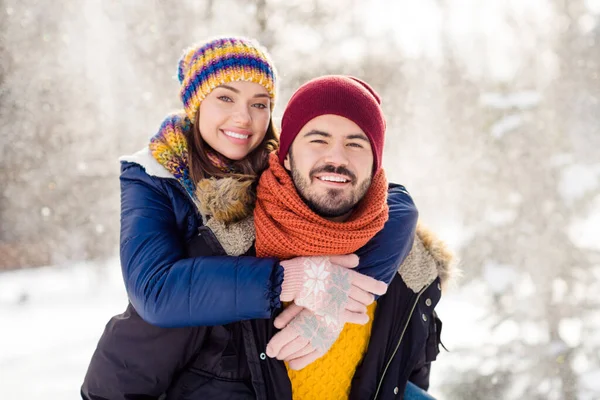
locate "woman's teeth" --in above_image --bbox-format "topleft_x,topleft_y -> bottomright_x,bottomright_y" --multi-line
224,130 -> 250,139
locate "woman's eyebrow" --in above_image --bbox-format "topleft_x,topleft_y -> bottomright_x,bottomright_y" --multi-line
218,84 -> 270,98
218,84 -> 240,93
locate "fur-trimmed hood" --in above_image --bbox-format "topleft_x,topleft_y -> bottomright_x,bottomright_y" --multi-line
399,224 -> 457,293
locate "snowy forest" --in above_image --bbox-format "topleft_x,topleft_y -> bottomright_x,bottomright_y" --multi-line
1,0 -> 599,399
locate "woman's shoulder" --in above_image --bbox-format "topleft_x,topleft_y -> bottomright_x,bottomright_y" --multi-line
119,146 -> 175,180
118,147 -> 198,230
118,146 -> 184,204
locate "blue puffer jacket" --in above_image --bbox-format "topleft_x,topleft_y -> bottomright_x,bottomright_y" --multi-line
119,148 -> 418,328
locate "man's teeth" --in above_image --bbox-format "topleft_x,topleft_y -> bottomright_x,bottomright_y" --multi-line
224,130 -> 249,139
319,176 -> 349,183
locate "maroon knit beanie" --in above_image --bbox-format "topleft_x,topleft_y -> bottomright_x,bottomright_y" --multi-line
278,75 -> 386,171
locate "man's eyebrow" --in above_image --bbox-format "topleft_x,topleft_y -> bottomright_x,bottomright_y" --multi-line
303,130 -> 331,138
303,131 -> 369,142
218,84 -> 270,99
346,133 -> 369,142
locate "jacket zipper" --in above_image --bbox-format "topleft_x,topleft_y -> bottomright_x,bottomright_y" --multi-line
373,283 -> 432,400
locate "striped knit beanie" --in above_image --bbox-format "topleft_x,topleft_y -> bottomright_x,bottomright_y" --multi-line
178,37 -> 278,123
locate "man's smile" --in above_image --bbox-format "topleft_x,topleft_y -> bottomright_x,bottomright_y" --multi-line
314,173 -> 352,186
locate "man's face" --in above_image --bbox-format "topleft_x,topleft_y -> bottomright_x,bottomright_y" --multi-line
284,114 -> 374,220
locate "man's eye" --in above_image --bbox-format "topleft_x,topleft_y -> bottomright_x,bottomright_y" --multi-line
348,143 -> 364,148
218,96 -> 233,102
310,140 -> 327,144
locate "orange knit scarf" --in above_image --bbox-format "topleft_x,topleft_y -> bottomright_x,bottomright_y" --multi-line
254,153 -> 389,259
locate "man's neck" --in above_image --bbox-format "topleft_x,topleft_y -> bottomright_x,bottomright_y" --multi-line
324,210 -> 353,223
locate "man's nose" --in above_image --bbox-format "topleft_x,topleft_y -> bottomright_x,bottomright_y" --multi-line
323,143 -> 349,166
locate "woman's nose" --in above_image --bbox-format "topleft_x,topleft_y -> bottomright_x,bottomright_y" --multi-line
231,105 -> 251,126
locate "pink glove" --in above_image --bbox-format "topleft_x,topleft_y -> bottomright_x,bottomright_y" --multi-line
266,308 -> 343,370
274,302 -> 369,329
279,254 -> 387,324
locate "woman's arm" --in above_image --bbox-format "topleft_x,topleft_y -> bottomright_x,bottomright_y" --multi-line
120,164 -> 283,328
354,184 -> 419,292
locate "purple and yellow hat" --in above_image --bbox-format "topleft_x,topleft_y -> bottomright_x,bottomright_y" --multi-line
177,37 -> 278,123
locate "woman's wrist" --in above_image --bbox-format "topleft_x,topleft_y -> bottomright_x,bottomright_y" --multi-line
269,262 -> 285,311
279,258 -> 306,302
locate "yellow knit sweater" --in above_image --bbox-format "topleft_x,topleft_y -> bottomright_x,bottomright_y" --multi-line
287,302 -> 378,400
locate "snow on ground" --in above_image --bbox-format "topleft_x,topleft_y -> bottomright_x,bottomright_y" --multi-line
1,257 -> 478,400
0,259 -> 127,400
1,257 -> 598,399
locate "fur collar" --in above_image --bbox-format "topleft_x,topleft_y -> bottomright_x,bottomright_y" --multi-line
398,224 -> 457,293
195,178 -> 256,257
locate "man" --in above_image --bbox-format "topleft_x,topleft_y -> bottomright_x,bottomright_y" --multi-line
82,76 -> 453,400
251,76 -> 453,399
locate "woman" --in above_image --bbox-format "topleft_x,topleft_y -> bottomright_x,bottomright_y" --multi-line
81,37 -> 422,399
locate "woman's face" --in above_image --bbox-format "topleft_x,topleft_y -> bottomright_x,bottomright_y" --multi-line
198,81 -> 272,161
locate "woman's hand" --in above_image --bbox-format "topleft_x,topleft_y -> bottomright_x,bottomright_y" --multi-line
266,308 -> 349,370
279,254 -> 387,319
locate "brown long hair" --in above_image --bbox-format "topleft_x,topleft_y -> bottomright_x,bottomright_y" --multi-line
184,116 -> 279,185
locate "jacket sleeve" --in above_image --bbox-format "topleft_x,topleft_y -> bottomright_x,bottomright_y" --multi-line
81,304 -> 206,400
120,164 -> 283,328
354,184 -> 418,293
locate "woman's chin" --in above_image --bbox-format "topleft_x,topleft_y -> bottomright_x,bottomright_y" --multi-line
216,150 -> 247,162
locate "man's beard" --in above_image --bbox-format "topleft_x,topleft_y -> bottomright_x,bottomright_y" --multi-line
289,153 -> 372,218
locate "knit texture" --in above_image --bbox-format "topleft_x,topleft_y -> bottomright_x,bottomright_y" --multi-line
278,75 -> 386,171
149,113 -> 196,200
254,153 -> 389,259
254,152 -> 389,398
279,257 -> 308,302
148,113 -> 250,203
287,302 -> 378,400
178,36 -> 277,123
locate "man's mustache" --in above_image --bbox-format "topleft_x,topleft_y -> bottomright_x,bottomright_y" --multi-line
309,164 -> 356,183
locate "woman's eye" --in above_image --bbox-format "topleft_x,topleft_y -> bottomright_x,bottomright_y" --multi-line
252,103 -> 267,109
218,96 -> 233,102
